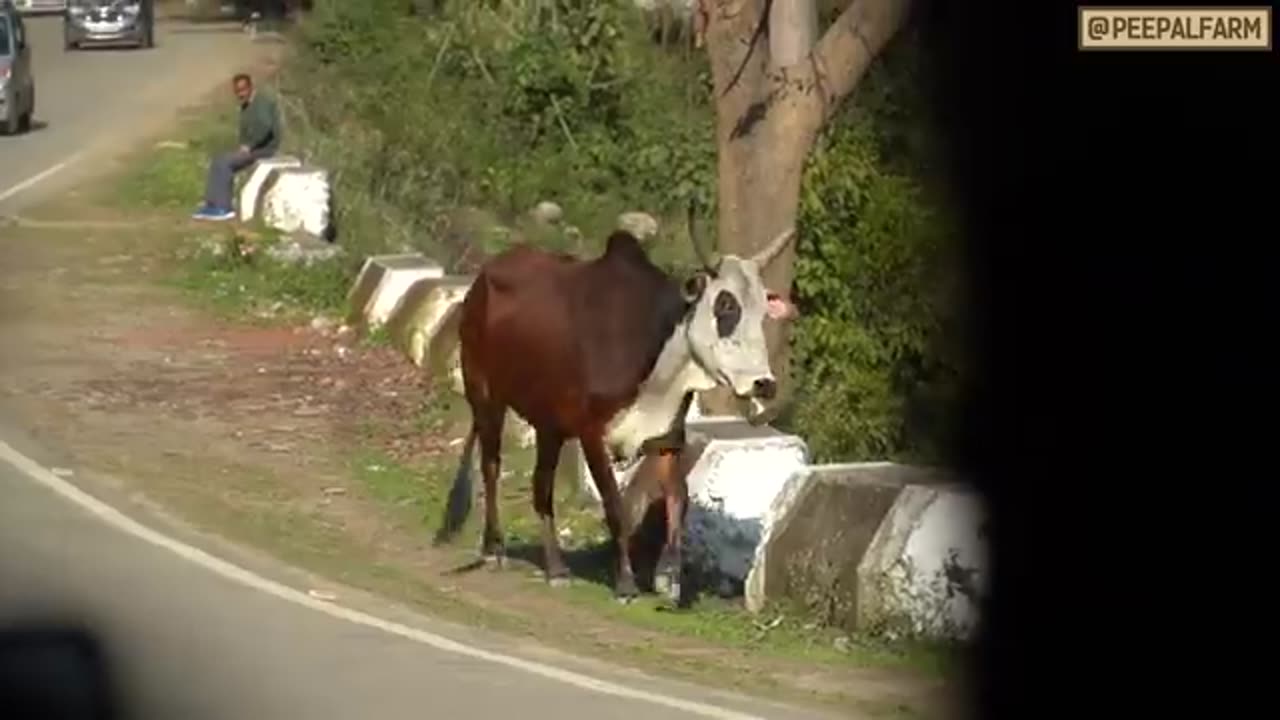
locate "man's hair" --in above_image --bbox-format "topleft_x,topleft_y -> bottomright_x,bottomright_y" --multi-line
232,73 -> 252,86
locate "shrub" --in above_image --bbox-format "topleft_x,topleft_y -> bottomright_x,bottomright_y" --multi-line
275,0 -> 716,275
781,31 -> 966,465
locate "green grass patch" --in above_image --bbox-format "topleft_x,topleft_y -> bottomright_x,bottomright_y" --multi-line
112,105 -> 237,211
165,228 -> 350,323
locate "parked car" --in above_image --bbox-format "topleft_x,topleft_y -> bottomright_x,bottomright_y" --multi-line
11,0 -> 69,16
64,0 -> 153,50
1,0 -> 36,135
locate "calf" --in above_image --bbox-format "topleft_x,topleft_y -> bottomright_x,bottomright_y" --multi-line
433,203 -> 797,603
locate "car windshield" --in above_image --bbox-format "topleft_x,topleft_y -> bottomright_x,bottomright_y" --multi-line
0,20 -> 11,59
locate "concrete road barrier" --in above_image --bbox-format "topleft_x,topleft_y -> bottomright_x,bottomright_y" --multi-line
262,166 -> 332,238
346,254 -> 445,331
573,417 -> 809,596
744,462 -> 989,641
383,275 -> 473,388
238,156 -> 302,222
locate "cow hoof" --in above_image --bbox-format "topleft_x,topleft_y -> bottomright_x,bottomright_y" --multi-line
614,577 -> 639,604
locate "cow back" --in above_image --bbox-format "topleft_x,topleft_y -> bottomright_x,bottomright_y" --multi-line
460,235 -> 689,433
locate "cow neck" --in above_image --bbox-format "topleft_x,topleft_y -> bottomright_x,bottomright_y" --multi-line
606,311 -> 717,462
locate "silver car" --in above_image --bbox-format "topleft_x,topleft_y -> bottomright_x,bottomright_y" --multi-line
64,0 -> 154,50
1,2 -> 36,135
11,0 -> 70,15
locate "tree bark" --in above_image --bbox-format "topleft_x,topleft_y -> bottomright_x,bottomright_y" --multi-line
695,0 -> 913,418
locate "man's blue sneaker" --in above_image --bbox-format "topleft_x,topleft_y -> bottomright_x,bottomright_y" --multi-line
192,204 -> 235,221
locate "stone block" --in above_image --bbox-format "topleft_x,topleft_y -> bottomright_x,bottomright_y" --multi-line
346,254 -> 445,330
238,155 -> 302,222
680,420 -> 810,593
262,166 -> 332,239
383,275 -> 473,384
573,418 -> 809,594
858,481 -> 989,641
743,462 -> 989,641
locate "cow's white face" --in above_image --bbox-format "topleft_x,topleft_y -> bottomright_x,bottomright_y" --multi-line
683,255 -> 796,401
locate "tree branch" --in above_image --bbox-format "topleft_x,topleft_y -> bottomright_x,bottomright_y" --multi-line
797,0 -> 913,124
767,0 -> 817,70
701,0 -> 768,100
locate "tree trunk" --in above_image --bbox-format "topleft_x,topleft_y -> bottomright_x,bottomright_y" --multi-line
695,0 -> 913,418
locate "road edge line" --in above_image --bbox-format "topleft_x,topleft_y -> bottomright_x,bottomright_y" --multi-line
0,156 -> 80,204
0,440 -> 766,720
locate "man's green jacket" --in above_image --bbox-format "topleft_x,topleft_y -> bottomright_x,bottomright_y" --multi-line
239,92 -> 282,155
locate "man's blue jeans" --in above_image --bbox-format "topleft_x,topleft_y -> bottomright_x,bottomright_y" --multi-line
203,148 -> 275,211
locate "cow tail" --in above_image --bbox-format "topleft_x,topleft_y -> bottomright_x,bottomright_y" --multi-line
434,425 -> 477,545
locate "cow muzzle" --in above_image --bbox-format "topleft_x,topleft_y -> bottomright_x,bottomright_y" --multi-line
751,377 -> 777,401
740,376 -> 779,426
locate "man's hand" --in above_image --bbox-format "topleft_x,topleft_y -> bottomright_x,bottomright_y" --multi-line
237,145 -> 251,157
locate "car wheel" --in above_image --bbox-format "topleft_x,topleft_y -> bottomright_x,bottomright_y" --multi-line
19,88 -> 34,132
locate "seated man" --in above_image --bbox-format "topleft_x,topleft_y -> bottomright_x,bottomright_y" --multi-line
192,72 -> 282,221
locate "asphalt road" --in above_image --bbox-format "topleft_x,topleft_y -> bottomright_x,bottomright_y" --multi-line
0,14 -> 833,720
0,10 -> 256,213
0,454 -> 814,720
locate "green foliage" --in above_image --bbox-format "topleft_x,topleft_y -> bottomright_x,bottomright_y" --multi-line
174,231 -> 349,321
278,0 -> 716,273
783,33 -> 965,465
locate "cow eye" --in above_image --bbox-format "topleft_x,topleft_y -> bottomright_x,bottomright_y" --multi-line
712,290 -> 741,337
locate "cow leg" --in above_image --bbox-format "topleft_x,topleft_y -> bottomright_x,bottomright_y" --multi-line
532,429 -> 570,587
475,405 -> 507,568
652,449 -> 688,606
580,434 -> 639,603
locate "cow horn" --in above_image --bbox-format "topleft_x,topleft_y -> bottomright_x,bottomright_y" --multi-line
686,198 -> 719,273
750,226 -> 797,268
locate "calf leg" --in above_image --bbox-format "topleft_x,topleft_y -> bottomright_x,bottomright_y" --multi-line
580,434 -> 639,602
652,449 -> 688,606
474,404 -> 507,567
532,429 -> 570,586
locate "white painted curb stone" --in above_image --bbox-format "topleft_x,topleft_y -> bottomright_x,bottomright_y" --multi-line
347,254 -> 446,330
238,155 -> 302,222
263,167 -> 332,238
857,483 -> 990,641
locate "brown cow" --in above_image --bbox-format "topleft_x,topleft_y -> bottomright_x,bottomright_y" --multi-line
433,203 -> 797,603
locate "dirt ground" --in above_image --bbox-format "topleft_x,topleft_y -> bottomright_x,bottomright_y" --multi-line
0,61 -> 968,720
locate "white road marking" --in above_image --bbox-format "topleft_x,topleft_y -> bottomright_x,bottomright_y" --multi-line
0,440 -> 768,720
0,156 -> 81,204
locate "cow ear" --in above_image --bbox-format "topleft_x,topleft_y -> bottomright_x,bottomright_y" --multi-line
682,272 -> 709,303
765,291 -> 798,320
